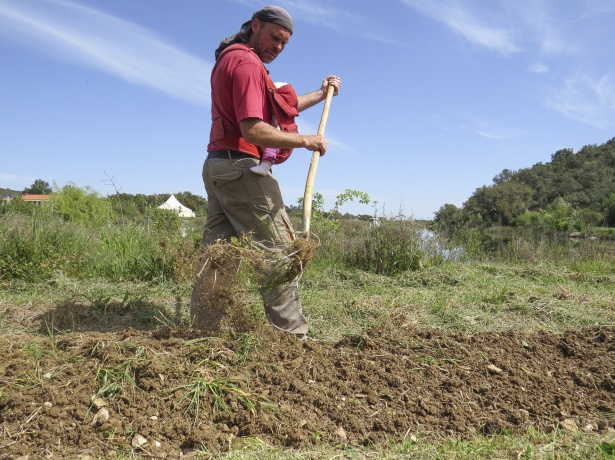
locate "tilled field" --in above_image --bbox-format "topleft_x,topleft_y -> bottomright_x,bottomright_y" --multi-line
1,315 -> 614,458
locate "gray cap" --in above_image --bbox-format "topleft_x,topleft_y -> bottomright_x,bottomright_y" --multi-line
252,5 -> 294,34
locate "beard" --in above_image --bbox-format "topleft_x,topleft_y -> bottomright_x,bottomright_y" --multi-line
250,28 -> 281,63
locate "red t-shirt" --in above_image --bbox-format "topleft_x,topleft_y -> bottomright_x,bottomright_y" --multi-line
208,46 -> 272,155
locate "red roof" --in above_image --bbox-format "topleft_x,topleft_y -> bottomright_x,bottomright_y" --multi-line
22,194 -> 51,202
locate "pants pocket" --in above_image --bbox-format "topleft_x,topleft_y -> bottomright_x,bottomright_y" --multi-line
211,170 -> 242,188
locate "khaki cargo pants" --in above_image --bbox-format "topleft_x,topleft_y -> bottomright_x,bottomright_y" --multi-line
190,151 -> 308,335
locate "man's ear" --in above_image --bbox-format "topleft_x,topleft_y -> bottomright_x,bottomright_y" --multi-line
251,18 -> 261,34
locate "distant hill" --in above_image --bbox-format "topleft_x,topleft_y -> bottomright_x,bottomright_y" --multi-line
0,188 -> 21,197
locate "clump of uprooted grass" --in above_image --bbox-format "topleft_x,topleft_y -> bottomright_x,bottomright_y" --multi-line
189,236 -> 320,334
196,236 -> 319,290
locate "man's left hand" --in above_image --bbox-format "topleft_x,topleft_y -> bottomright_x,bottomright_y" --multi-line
321,75 -> 341,96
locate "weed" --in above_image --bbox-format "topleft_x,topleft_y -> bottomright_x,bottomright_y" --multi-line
235,332 -> 260,364
183,337 -> 213,365
172,371 -> 260,422
20,340 -> 45,386
93,342 -> 149,400
309,431 -> 323,444
481,287 -> 510,306
599,441 -> 615,456
43,321 -> 59,357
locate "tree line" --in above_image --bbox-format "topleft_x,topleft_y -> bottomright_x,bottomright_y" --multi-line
435,137 -> 615,232
3,181 -> 374,223
2,181 -> 208,220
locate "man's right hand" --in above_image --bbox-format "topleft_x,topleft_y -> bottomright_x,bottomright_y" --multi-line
304,134 -> 328,156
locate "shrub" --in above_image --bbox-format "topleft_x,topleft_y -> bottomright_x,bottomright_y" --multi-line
0,211 -> 91,282
1,197 -> 38,216
147,208 -> 182,234
515,199 -> 586,233
343,220 -> 425,275
86,225 -> 164,281
51,183 -> 113,227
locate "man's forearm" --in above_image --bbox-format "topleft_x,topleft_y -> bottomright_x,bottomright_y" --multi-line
297,89 -> 326,112
240,118 -> 309,149
239,118 -> 327,153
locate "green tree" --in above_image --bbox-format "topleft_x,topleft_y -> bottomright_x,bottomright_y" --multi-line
148,207 -> 182,233
492,169 -> 515,185
604,192 -> 615,227
544,197 -> 578,231
464,182 -> 534,226
285,204 -> 301,219
297,192 -> 326,219
298,189 -> 370,221
434,203 -> 463,232
23,179 -> 52,195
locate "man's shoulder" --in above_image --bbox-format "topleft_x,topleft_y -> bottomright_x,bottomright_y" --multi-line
219,44 -> 262,66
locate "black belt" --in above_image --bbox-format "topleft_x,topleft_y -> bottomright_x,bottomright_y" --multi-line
207,150 -> 255,160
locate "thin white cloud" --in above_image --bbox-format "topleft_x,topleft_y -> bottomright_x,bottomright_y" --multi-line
505,1 -> 577,56
542,71 -> 615,129
528,62 -> 549,74
477,131 -> 504,140
507,1 -> 615,128
0,0 -> 212,106
539,28 -> 574,55
399,0 -> 522,55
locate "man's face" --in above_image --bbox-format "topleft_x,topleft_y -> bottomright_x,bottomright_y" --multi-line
249,19 -> 291,63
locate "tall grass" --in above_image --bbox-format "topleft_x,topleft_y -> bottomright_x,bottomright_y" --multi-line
0,211 -> 91,282
0,210 -> 200,283
453,226 -> 615,275
2,203 -> 614,285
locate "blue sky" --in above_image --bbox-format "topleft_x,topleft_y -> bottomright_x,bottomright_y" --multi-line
1,0 -> 614,219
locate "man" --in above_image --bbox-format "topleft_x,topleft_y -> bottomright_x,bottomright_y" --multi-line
190,5 -> 341,339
